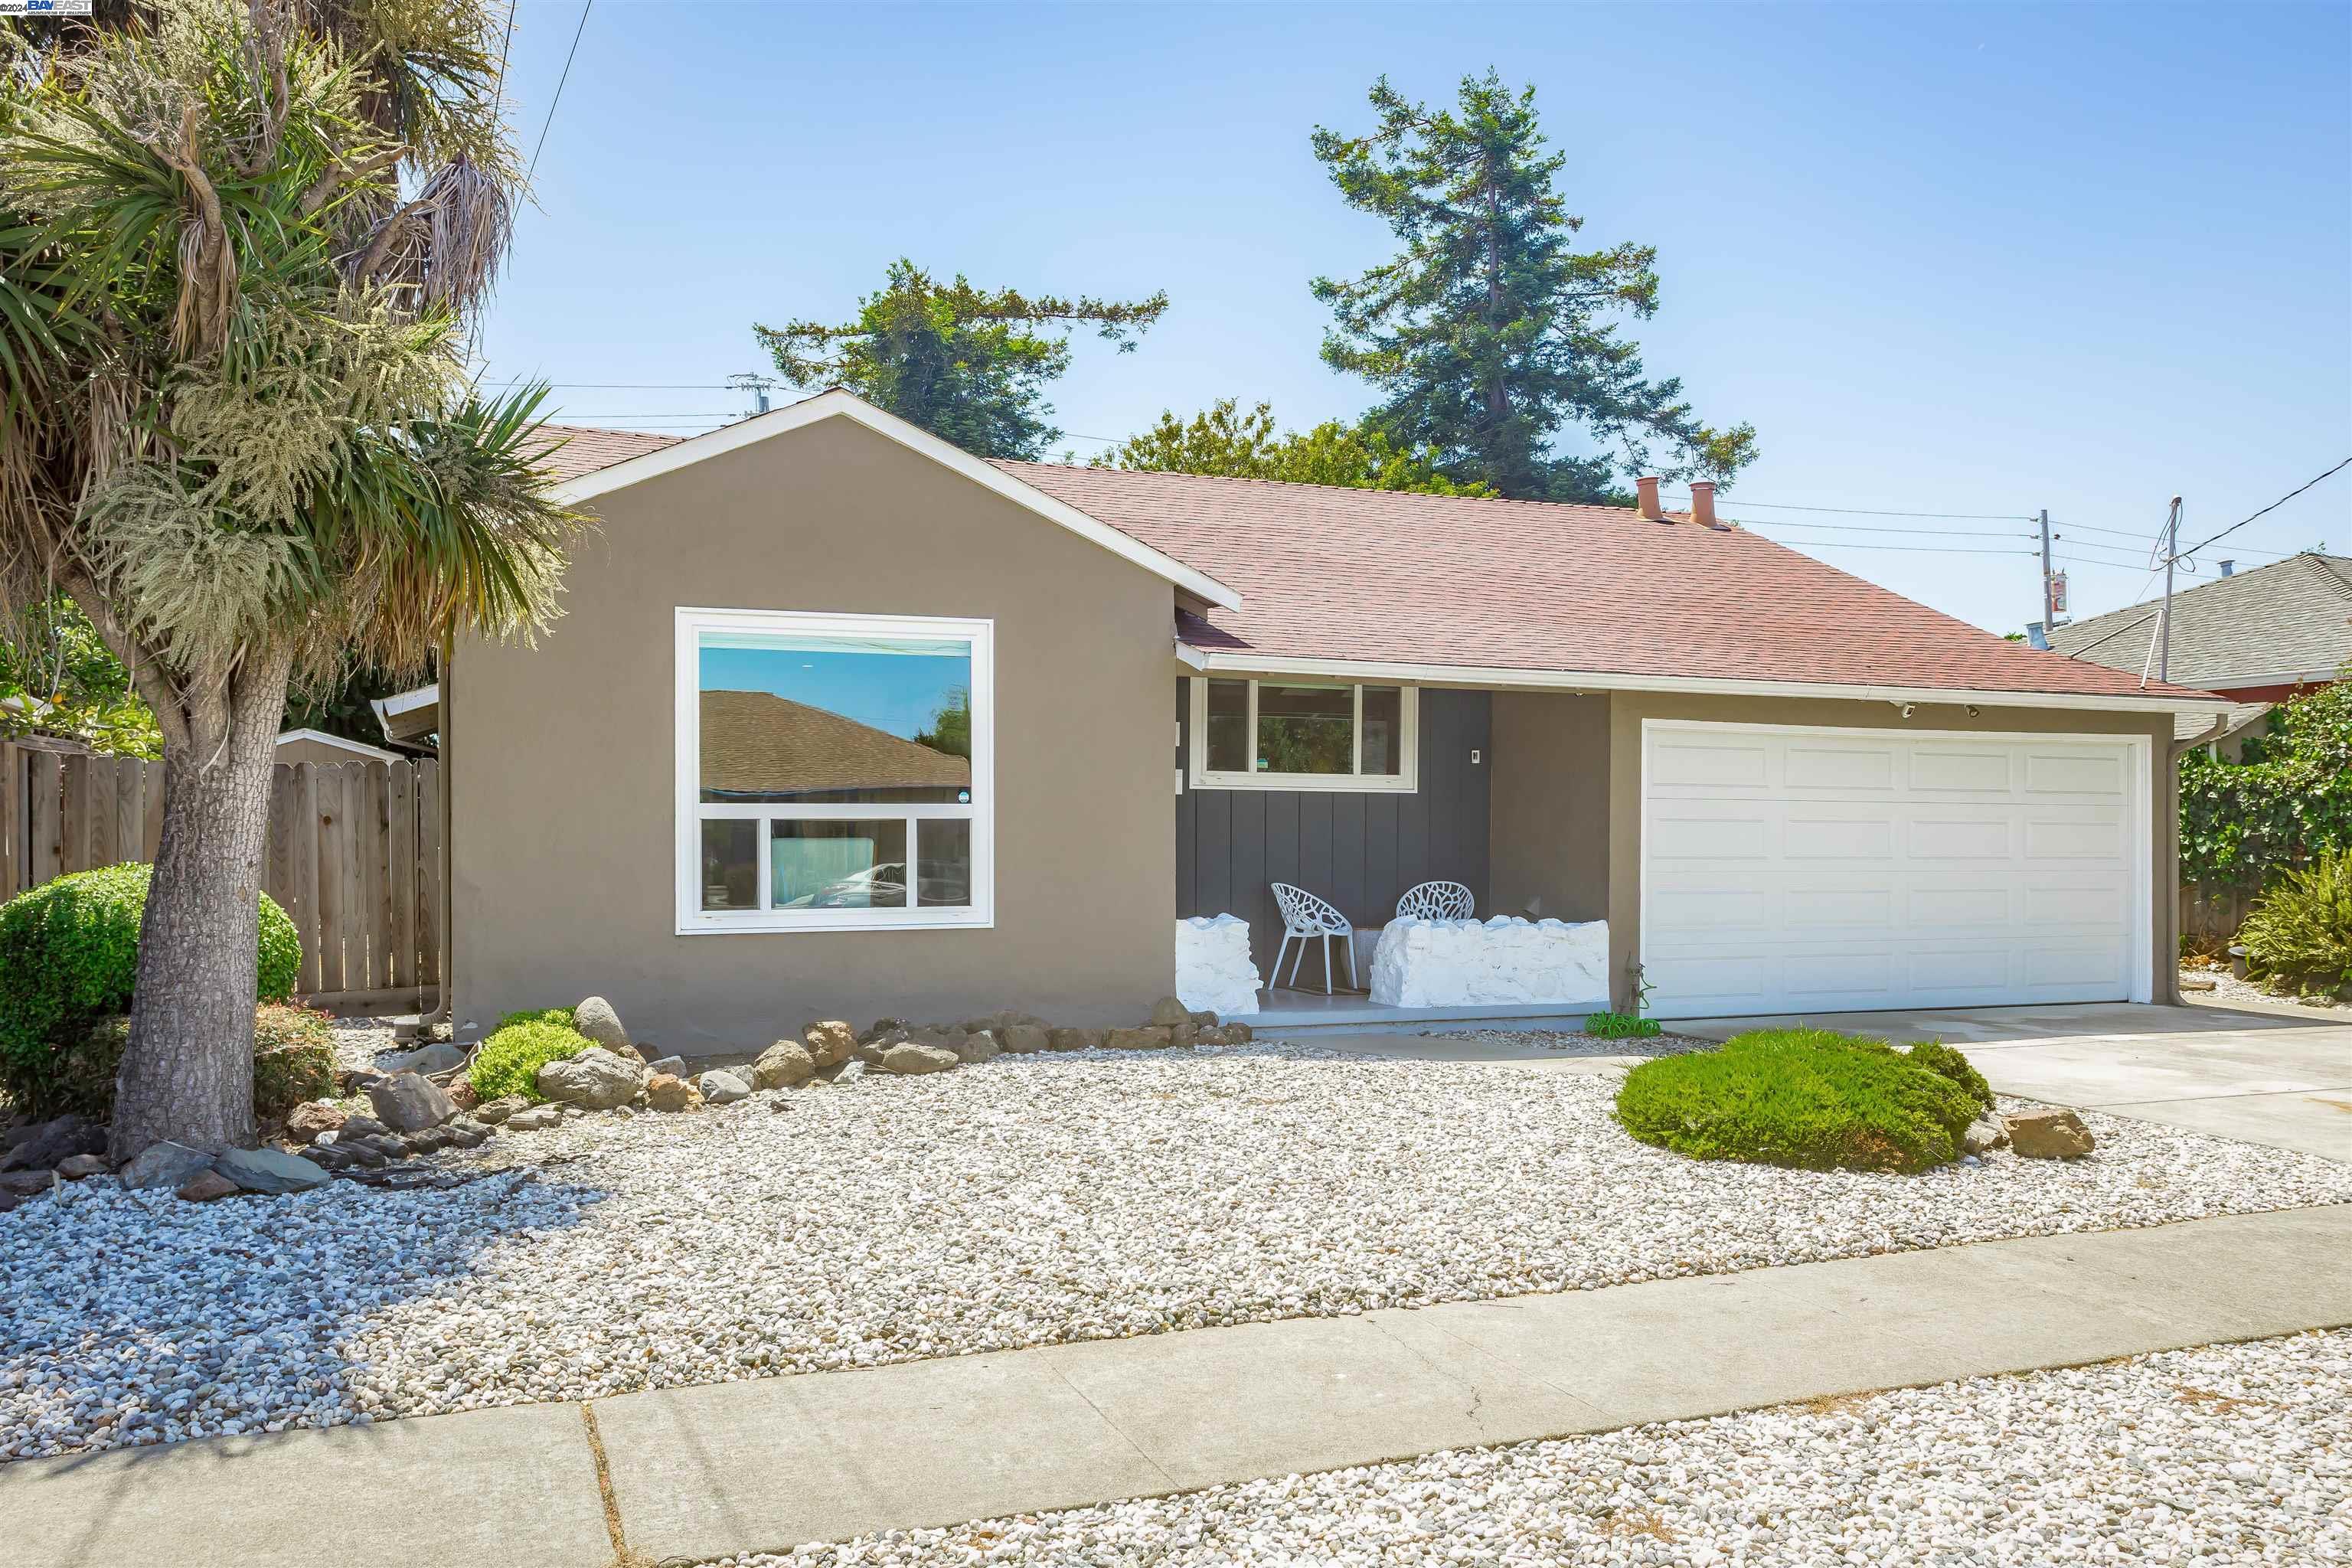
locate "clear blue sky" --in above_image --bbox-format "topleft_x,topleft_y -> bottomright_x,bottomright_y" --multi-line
482,1 -> 2351,636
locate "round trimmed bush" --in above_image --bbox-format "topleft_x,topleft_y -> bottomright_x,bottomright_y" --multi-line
1615,1027 -> 1983,1174
0,864 -> 302,1116
1904,1040 -> 1993,1114
469,1017 -> 594,1103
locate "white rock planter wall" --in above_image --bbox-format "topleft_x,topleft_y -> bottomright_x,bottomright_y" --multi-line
1370,916 -> 1609,1008
1175,915 -> 1262,1017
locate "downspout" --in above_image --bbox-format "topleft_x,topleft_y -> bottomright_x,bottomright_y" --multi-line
2158,713 -> 2233,1008
433,629 -> 453,1027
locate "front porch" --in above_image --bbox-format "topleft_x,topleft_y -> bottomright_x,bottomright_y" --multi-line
1250,987 -> 1599,1037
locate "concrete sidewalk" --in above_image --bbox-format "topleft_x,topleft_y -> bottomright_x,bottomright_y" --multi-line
12,1205 -> 2351,1568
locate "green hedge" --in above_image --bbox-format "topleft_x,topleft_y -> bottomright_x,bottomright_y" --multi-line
2180,678 -> 2352,889
0,864 -> 301,1116
1615,1027 -> 1983,1174
469,1017 -> 594,1103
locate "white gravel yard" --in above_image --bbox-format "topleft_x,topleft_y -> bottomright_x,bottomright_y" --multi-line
727,1330 -> 2352,1566
5,1044 -> 2351,1462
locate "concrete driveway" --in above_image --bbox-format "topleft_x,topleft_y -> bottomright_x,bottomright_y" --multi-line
1671,1000 -> 2352,1161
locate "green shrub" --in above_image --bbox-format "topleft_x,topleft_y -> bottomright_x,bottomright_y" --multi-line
469,1018 -> 593,1102
1615,1027 -> 1982,1174
2237,848 -> 2352,993
0,864 -> 302,1116
495,1006 -> 576,1034
252,1001 -> 338,1117
1583,1010 -> 1662,1040
1903,1040 -> 1994,1114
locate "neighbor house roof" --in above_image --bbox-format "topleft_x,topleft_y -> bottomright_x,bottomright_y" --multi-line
528,396 -> 2227,713
538,424 -> 682,483
2047,554 -> 2352,694
995,462 -> 2225,710
700,689 -> 969,799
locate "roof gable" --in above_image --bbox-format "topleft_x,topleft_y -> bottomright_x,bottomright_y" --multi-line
541,391 -> 1240,609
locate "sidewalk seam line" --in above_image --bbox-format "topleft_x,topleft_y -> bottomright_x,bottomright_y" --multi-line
580,1402 -> 629,1566
1041,1358 -> 1184,1491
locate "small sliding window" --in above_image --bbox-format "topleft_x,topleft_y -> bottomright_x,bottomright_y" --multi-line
677,608 -> 992,933
1188,677 -> 1417,792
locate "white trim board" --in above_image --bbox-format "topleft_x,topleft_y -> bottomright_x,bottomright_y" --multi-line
275,728 -> 402,763
1636,719 -> 2154,1018
1173,645 -> 2235,717
554,390 -> 1241,611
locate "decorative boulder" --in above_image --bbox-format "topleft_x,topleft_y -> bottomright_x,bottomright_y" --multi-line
0,1169 -> 55,1197
751,1040 -> 817,1089
368,1072 -> 458,1134
855,1027 -> 908,1066
879,1043 -> 959,1075
999,1024 -> 1050,1055
55,1152 -> 110,1180
1,1115 -> 104,1174
1106,1027 -> 1172,1051
1147,995 -> 1191,1027
175,1170 -> 240,1203
952,1031 -> 1001,1064
572,995 -> 630,1054
644,1073 -> 699,1112
858,1018 -> 906,1046
1168,1022 -> 1197,1049
213,1147 -> 329,1195
505,1105 -> 563,1132
1047,1027 -> 1106,1052
381,1042 -> 466,1076
1962,1116 -> 2010,1155
119,1140 -> 219,1191
473,1096 -> 528,1125
2007,1108 -> 2095,1159
1174,915 -> 1263,1018
446,1079 -> 480,1112
803,1021 -> 857,1070
645,1055 -> 688,1080
536,1047 -> 644,1111
286,1102 -> 347,1145
698,1070 -> 751,1105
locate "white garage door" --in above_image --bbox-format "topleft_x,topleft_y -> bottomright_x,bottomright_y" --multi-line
1642,720 -> 2150,1018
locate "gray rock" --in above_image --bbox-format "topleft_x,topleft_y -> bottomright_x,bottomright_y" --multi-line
339,1115 -> 391,1139
55,1152 -> 110,1180
880,1044 -> 959,1076
952,1030 -> 1002,1064
1962,1116 -> 2011,1155
1168,1022 -> 1198,1050
380,1042 -> 466,1076
645,1055 -> 688,1080
1187,1008 -> 1219,1027
835,1060 -> 867,1083
443,1119 -> 490,1148
750,1040 -> 816,1089
698,1070 -> 752,1104
0,1168 -> 55,1197
505,1105 -> 562,1132
403,1126 -> 452,1155
119,1140 -> 217,1191
1147,995 -> 1191,1028
572,995 -> 630,1054
2008,1107 -> 2096,1159
854,1027 -> 908,1066
368,1072 -> 457,1134
472,1096 -> 528,1125
285,1102 -> 346,1145
857,1018 -> 906,1046
1047,1027 -> 1104,1052
1107,1027 -> 1173,1051
999,1024 -> 1050,1054
803,1020 -> 857,1070
212,1147 -> 330,1195
1,1114 -> 103,1173
305,1143 -> 356,1171
536,1047 -> 644,1111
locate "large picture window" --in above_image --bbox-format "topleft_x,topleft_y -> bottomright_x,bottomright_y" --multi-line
676,609 -> 992,933
1187,677 -> 1418,792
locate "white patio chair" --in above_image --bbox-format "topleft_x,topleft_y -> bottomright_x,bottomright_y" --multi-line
1269,881 -> 1357,995
1396,880 -> 1475,920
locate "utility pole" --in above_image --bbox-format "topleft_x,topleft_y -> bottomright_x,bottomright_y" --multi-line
2160,496 -> 2181,684
2038,508 -> 2056,638
726,372 -> 776,420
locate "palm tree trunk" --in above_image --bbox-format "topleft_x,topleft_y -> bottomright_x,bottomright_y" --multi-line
109,646 -> 296,1161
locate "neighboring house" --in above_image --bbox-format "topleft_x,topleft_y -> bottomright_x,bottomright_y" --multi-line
273,728 -> 403,766
446,391 -> 2232,1047
2049,554 -> 2352,740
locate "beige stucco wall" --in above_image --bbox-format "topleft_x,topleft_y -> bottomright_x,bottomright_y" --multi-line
1600,691 -> 2180,1012
1485,691 -> 1610,923
450,416 -> 1180,1050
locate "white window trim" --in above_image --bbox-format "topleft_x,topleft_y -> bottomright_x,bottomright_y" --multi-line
675,606 -> 995,935
1186,675 -> 1419,793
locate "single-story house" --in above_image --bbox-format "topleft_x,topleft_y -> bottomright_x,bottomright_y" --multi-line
273,727 -> 405,766
2047,552 -> 2351,748
446,390 -> 2233,1047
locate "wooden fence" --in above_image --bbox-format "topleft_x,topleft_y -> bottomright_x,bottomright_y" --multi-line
2180,881 -> 2259,953
1,740 -> 443,1014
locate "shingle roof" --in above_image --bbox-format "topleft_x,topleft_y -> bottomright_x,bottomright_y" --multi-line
2047,554 -> 2352,691
536,423 -> 681,483
994,462 -> 2219,703
700,690 -> 969,799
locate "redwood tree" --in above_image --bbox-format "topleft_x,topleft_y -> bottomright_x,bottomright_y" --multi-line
0,2 -> 580,1158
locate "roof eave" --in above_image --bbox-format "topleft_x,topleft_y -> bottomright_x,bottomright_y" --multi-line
1171,645 -> 2239,714
547,390 -> 1243,611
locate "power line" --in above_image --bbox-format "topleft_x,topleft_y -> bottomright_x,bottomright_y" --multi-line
1665,497 -> 2028,521
526,1 -> 593,184
1769,540 -> 2030,557
1724,516 -> 2027,541
2175,458 -> 2352,558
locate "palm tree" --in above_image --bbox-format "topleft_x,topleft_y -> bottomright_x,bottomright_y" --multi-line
0,2 -> 581,1159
